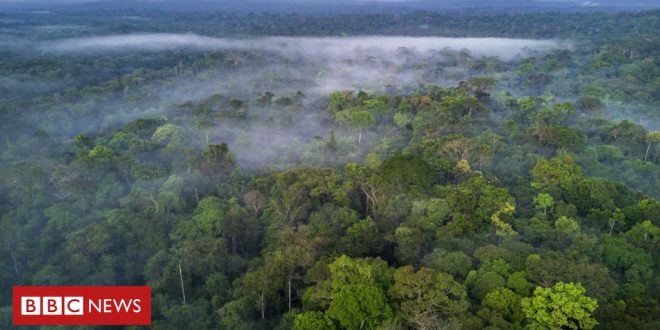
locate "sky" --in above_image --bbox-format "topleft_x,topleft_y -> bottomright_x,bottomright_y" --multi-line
0,0 -> 658,14
0,0 -> 658,6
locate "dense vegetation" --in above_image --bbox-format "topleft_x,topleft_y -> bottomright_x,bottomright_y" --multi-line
0,7 -> 658,330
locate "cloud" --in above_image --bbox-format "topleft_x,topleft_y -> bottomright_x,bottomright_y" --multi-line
24,33 -> 573,169
42,34 -> 567,61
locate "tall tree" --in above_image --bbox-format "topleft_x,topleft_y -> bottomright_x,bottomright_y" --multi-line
336,107 -> 375,145
389,266 -> 468,330
521,282 -> 598,330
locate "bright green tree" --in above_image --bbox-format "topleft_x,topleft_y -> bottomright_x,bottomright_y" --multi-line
534,193 -> 554,216
531,156 -> 582,190
293,311 -> 336,330
327,284 -> 393,330
555,216 -> 580,236
491,202 -> 517,244
521,282 -> 598,330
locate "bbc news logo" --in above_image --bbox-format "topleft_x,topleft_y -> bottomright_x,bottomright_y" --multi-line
13,286 -> 150,325
21,296 -> 85,315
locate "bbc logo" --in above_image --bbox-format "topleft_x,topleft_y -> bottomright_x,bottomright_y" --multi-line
14,286 -> 151,325
21,296 -> 84,315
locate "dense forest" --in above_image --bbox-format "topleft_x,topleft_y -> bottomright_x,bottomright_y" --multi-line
0,6 -> 659,330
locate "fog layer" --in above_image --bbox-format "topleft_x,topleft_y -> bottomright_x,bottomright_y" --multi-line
9,34 -> 574,170
43,34 -> 567,60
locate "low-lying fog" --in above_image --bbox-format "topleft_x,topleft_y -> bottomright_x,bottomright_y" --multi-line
7,34 -> 574,168
37,34 -> 568,97
43,33 -> 566,61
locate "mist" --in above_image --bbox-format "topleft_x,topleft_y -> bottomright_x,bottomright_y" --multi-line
43,34 -> 567,61
7,33 -> 572,170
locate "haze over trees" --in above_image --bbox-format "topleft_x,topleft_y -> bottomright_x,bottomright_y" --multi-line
0,2 -> 658,329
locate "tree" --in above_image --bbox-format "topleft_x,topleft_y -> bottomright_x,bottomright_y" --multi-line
600,236 -> 653,283
389,266 -> 468,330
576,96 -> 603,114
507,272 -> 532,296
344,163 -> 380,215
644,131 -> 660,162
199,143 -> 235,179
534,193 -> 554,216
241,267 -> 279,320
394,226 -> 422,265
445,177 -> 514,234
308,204 -> 361,254
513,97 -> 542,127
376,155 -> 435,192
164,197 -> 234,285
336,107 -> 375,145
341,218 -> 383,257
555,216 -> 580,236
481,287 -> 522,323
465,270 -> 506,301
465,76 -> 496,97
623,220 -> 660,255
491,203 -> 517,245
217,299 -> 253,329
521,282 -> 598,330
152,123 -> 183,151
327,255 -> 393,292
422,250 -> 473,279
327,284 -> 393,330
190,196 -> 224,232
478,131 -> 504,167
442,95 -> 484,118
265,227 -> 316,311
606,208 -> 625,235
268,167 -> 344,226
303,255 -> 392,312
531,156 -> 583,190
441,137 -> 476,162
243,190 -> 267,215
394,112 -> 411,129
608,120 -> 646,156
293,311 -> 335,330
328,90 -> 354,113
326,130 -> 338,151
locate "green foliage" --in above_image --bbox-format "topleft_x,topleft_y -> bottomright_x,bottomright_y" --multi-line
192,197 -> 224,232
327,284 -> 393,330
393,112 -> 411,129
390,266 -> 468,327
482,287 -> 522,322
327,255 -> 393,292
152,123 -> 183,148
531,156 -> 583,190
446,177 -> 515,234
534,193 -> 554,215
491,202 -> 517,242
521,282 -> 598,330
555,216 -> 580,235
293,311 -> 335,330
600,236 -> 654,283
507,272 -> 532,296
466,270 -> 506,301
376,155 -> 435,191
335,107 -> 376,144
422,250 -> 473,279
